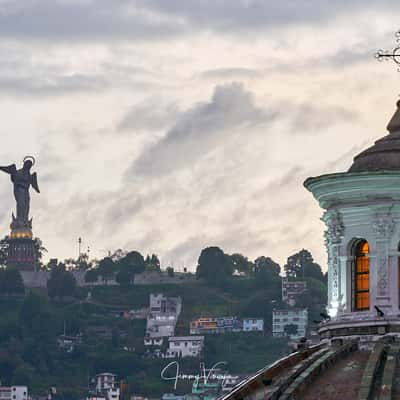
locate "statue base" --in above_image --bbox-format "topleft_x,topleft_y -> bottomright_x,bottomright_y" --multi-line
7,216 -> 37,271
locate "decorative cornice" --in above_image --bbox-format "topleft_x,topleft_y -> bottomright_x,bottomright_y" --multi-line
323,211 -> 345,246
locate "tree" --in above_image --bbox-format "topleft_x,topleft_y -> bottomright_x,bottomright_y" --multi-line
144,254 -> 161,272
284,249 -> 324,282
254,256 -> 280,276
0,237 -> 9,267
84,269 -> 99,285
98,257 -> 116,284
196,246 -> 233,286
166,267 -> 174,277
115,251 -> 145,286
47,263 -> 77,300
284,323 -> 299,337
0,268 -> 25,296
229,253 -> 253,275
33,237 -> 47,270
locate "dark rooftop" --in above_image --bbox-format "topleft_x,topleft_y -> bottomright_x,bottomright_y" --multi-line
348,100 -> 400,173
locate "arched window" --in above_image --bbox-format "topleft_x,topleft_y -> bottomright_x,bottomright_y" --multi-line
354,240 -> 369,311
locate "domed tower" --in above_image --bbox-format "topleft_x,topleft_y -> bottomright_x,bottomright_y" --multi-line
305,101 -> 400,338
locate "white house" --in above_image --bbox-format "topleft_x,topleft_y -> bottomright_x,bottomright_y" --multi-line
0,387 -> 28,400
272,309 -> 308,339
167,336 -> 204,358
242,318 -> 264,332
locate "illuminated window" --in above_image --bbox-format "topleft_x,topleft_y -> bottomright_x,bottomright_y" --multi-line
354,240 -> 369,311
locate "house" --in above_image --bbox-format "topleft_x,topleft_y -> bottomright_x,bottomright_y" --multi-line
143,337 -> 164,346
167,336 -> 204,358
145,294 -> 182,340
282,278 -> 307,306
149,294 -> 182,316
190,317 -> 242,334
0,387 -> 28,400
272,309 -> 308,339
91,373 -> 120,400
57,333 -> 82,352
242,318 -> 264,332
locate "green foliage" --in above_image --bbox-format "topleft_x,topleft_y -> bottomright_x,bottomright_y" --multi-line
47,264 -> 77,300
98,257 -> 116,284
166,266 -> 174,277
84,269 -> 98,284
144,254 -> 161,272
116,251 -> 145,286
229,253 -> 253,275
284,249 -> 324,282
0,237 -> 9,267
284,323 -> 299,336
0,268 -> 25,296
196,247 -> 233,286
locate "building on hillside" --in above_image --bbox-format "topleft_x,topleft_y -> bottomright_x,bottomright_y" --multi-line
190,317 -> 241,334
272,309 -> 308,339
143,337 -> 163,346
242,318 -> 264,332
281,278 -> 307,306
149,293 -> 182,316
90,373 -> 120,400
57,333 -> 82,352
145,294 -> 182,342
167,336 -> 204,358
0,387 -> 28,400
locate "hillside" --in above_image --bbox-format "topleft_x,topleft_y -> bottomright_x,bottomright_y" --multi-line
0,276 -> 325,399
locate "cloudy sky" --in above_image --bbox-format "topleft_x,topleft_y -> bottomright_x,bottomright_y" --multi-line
0,0 -> 399,270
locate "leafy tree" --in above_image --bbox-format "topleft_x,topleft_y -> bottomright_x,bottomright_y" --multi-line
0,237 -> 9,267
33,237 -> 47,270
0,268 -> 25,296
98,257 -> 116,284
166,267 -> 174,277
47,263 -> 77,300
116,251 -> 145,286
19,292 -> 48,328
254,256 -> 280,276
284,323 -> 299,337
144,254 -> 161,272
196,246 -> 233,286
229,253 -> 253,275
84,269 -> 98,285
284,249 -> 324,282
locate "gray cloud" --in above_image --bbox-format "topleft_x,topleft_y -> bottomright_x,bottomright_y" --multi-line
126,82 -> 275,177
200,68 -> 261,80
118,100 -> 180,132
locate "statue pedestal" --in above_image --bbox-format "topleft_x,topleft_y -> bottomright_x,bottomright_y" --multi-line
7,218 -> 37,271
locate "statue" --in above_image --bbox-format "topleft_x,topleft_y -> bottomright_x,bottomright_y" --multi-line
0,156 -> 40,227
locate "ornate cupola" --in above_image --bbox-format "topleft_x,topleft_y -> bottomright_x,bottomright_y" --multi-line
304,101 -> 400,339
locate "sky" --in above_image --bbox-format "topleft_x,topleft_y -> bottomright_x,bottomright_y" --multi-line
0,0 -> 400,271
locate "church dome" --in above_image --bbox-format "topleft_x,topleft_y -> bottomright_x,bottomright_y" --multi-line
349,101 -> 400,172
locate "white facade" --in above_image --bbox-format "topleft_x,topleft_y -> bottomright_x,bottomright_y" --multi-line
0,387 -> 28,400
304,101 -> 400,339
168,336 -> 204,357
242,319 -> 264,332
272,309 -> 308,339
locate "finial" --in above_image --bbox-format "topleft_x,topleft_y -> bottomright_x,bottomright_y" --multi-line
375,30 -> 400,70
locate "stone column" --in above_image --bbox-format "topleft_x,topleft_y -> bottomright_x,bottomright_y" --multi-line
372,214 -> 395,310
323,210 -> 345,317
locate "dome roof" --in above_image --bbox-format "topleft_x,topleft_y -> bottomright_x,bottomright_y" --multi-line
349,101 -> 400,172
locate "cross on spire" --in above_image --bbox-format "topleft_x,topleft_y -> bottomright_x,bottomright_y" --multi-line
376,30 -> 400,70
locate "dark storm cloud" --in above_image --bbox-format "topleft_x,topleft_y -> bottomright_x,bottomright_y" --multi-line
125,82 -> 275,177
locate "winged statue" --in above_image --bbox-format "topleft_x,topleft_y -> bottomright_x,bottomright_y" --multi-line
0,156 -> 40,226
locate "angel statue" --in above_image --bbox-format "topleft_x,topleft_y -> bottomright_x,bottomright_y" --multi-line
0,156 -> 40,226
